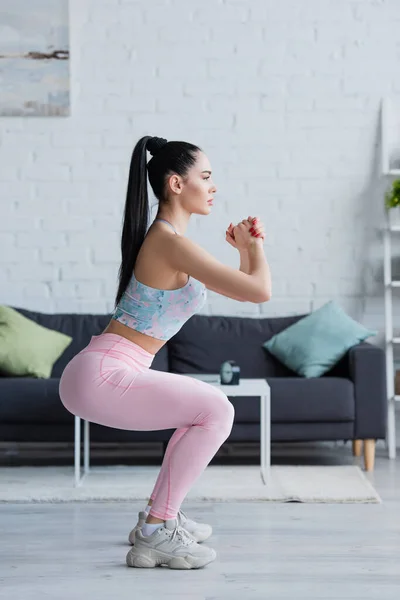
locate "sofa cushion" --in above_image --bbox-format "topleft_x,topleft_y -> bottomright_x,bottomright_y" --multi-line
168,314 -> 307,378
223,377 -> 354,424
0,306 -> 72,378
269,377 -> 355,423
263,301 -> 376,377
0,378 -> 68,422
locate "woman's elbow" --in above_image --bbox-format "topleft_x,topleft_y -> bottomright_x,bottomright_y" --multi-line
255,290 -> 271,303
264,290 -> 272,302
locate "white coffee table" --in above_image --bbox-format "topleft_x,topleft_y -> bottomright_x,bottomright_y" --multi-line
184,375 -> 271,485
73,376 -> 271,487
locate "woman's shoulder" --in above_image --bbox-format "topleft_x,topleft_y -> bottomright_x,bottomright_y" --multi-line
135,229 -> 189,289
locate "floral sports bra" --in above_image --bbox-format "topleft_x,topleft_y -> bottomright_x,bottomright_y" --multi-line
111,219 -> 207,341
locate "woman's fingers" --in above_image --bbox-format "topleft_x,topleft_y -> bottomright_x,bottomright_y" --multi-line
248,216 -> 265,238
232,217 -> 266,239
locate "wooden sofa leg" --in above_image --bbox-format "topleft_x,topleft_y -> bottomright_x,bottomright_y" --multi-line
352,440 -> 362,457
363,439 -> 375,471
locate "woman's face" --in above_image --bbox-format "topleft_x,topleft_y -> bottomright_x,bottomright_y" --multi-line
168,151 -> 217,214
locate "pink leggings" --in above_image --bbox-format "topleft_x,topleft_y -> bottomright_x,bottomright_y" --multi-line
59,333 -> 234,520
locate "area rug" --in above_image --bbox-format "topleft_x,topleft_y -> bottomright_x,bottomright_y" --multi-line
0,465 -> 381,503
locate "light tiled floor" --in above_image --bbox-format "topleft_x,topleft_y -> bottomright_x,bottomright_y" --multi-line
1,436 -> 399,600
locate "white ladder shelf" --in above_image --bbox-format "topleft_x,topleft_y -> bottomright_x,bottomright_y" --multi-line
382,97 -> 400,460
383,211 -> 399,460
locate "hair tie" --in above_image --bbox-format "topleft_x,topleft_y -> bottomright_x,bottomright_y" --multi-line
147,136 -> 168,157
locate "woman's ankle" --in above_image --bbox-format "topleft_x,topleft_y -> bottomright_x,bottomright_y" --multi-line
146,515 -> 164,524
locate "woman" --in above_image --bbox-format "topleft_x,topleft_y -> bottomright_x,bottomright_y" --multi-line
59,136 -> 271,570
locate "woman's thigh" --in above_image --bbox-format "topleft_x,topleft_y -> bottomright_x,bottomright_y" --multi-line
60,352 -> 233,432
103,368 -> 234,431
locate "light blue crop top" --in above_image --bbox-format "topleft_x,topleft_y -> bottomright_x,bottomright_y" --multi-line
111,219 -> 207,341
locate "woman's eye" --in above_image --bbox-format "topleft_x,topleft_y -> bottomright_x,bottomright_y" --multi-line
203,176 -> 210,180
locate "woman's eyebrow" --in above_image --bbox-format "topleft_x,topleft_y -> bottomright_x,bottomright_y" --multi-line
202,170 -> 212,174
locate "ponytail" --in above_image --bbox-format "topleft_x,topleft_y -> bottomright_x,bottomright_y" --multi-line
114,135 -> 201,308
114,136 -> 151,308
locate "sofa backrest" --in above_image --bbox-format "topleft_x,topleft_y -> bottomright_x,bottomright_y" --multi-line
168,314 -> 306,378
13,308 -> 172,377
12,308 -> 350,380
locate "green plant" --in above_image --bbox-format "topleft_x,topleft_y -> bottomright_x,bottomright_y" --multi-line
385,179 -> 400,209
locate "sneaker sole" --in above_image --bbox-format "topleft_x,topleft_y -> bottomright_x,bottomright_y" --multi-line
126,546 -> 216,570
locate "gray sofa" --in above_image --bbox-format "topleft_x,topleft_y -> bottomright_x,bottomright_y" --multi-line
0,308 -> 387,470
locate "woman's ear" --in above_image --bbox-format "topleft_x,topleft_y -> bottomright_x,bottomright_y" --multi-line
167,174 -> 182,195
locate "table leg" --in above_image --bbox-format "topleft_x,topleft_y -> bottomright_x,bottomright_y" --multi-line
74,416 -> 81,487
74,417 -> 90,487
84,420 -> 90,474
260,392 -> 271,485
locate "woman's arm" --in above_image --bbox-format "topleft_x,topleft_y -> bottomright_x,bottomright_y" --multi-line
166,235 -> 269,303
239,249 -> 250,274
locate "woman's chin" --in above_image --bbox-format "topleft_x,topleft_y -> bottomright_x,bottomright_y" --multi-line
196,205 -> 212,215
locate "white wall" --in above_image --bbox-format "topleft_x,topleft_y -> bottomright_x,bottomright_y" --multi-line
1,0 -> 400,339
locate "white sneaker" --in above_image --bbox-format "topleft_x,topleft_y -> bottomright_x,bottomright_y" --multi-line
126,518 -> 217,570
128,509 -> 212,545
177,509 -> 213,543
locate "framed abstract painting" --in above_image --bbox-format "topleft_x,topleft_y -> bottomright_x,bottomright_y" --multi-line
0,0 -> 70,116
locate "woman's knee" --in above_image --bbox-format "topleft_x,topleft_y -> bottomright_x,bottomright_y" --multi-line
212,389 -> 235,433
188,378 -> 235,432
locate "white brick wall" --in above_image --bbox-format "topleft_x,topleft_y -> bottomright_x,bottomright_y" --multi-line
1,0 -> 400,341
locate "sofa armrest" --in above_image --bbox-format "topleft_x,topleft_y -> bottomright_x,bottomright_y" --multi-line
348,342 -> 387,439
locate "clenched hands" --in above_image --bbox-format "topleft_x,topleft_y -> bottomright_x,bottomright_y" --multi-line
225,216 -> 265,251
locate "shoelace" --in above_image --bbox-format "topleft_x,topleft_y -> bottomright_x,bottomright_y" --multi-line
169,524 -> 194,547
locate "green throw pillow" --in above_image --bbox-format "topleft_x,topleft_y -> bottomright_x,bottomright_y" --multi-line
263,300 -> 377,378
0,305 -> 72,378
